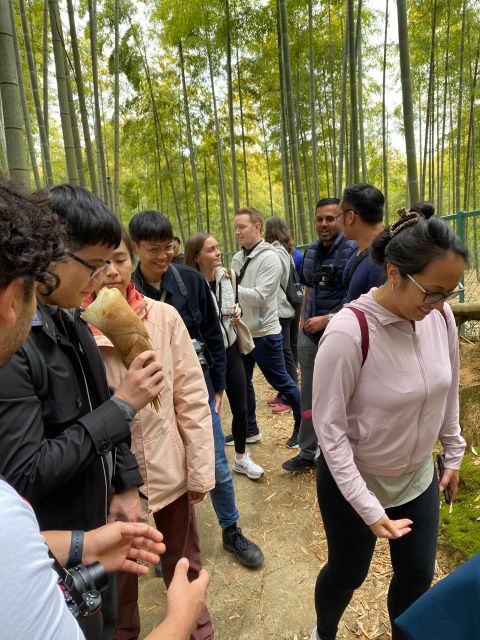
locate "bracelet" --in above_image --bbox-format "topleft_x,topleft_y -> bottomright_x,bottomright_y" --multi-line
67,530 -> 84,567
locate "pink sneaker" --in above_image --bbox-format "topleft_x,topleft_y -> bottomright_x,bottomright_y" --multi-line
266,396 -> 282,406
272,402 -> 292,414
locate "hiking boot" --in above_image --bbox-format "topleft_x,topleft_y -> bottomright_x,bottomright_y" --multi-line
222,525 -> 264,568
233,452 -> 264,479
266,396 -> 282,406
225,431 -> 262,446
286,434 -> 299,448
272,402 -> 292,415
282,454 -> 316,472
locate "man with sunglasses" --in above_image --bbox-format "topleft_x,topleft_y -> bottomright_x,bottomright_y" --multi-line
0,184 -> 164,639
282,198 -> 356,471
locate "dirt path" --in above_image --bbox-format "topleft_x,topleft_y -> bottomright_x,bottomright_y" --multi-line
139,371 -> 449,640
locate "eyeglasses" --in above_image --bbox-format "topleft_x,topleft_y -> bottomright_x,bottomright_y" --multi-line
71,254 -> 111,278
141,242 -> 175,257
406,273 -> 464,304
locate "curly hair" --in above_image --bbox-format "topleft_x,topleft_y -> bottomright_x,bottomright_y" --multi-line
0,177 -> 67,296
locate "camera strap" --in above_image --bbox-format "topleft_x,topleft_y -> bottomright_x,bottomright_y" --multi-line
169,265 -> 214,369
313,236 -> 346,317
236,257 -> 251,285
48,549 -> 86,611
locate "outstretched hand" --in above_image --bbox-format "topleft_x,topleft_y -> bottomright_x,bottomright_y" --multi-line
83,521 -> 165,574
369,514 -> 413,539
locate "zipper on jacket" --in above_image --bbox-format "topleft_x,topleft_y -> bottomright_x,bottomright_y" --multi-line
72,347 -> 109,522
409,330 -> 430,472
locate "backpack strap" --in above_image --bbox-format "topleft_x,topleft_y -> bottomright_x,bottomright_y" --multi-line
19,333 -> 48,402
348,307 -> 369,366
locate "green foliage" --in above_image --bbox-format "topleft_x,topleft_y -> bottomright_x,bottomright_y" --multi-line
439,453 -> 480,561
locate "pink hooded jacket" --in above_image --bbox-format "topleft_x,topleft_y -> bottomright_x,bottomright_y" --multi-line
312,290 -> 466,525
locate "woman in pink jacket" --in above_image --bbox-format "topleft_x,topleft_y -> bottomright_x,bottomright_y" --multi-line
311,209 -> 467,640
84,230 -> 216,640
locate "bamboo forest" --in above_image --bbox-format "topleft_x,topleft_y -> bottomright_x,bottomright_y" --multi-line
0,0 -> 479,247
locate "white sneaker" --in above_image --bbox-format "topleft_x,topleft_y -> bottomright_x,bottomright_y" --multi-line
233,452 -> 264,480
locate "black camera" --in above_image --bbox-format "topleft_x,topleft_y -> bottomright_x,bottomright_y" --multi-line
60,561 -> 108,639
192,338 -> 208,370
314,264 -> 338,287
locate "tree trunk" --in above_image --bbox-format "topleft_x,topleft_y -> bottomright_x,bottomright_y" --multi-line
19,0 -> 53,186
42,0 -> 49,142
308,0 -> 319,205
235,40 -> 249,206
67,0 -> 98,193
382,0 -> 389,221
355,0 -> 367,182
113,0 -> 120,217
205,32 -> 231,251
48,0 -> 78,184
225,0 -> 239,213
65,55 -> 86,186
328,1 -> 337,192
260,111 -> 274,216
277,4 -> 293,229
88,0 -> 108,201
420,0 -> 437,201
455,0 -> 467,212
396,0 -> 419,204
337,15 -> 349,195
348,0 -> 359,183
278,0 -> 307,241
179,40 -> 203,230
439,0 -> 451,215
9,0 -> 40,188
463,35 -> 480,211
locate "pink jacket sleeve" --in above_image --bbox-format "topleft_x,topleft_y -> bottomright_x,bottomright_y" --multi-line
438,304 -> 466,469
312,320 -> 386,526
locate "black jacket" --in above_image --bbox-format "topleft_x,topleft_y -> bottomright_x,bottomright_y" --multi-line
0,304 -> 142,530
132,263 -> 226,397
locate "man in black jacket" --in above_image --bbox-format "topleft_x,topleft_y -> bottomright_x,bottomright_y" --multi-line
130,210 -> 264,569
0,185 -> 164,639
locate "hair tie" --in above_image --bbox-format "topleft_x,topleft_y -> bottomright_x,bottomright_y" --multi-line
388,208 -> 422,238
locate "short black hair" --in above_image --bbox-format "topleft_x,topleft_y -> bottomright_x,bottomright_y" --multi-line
129,210 -> 173,243
342,183 -> 384,224
44,184 -> 121,250
316,197 -> 340,209
371,214 -> 468,275
0,177 -> 66,296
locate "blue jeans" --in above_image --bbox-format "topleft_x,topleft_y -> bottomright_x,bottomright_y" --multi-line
242,332 -> 301,434
208,397 -> 240,529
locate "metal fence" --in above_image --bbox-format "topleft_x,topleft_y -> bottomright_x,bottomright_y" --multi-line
443,211 -> 480,339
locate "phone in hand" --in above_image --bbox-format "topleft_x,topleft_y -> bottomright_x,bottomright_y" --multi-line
436,453 -> 452,504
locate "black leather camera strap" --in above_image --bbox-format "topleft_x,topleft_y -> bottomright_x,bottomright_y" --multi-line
236,257 -> 251,285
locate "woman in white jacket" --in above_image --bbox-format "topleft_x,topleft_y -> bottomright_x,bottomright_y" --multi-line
185,232 -> 264,480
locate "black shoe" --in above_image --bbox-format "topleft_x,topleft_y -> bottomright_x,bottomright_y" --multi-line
282,454 -> 316,472
222,525 -> 264,568
225,430 -> 262,446
286,435 -> 299,448
154,560 -> 163,577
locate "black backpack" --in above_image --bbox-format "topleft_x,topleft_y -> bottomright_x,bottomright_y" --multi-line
282,259 -> 303,307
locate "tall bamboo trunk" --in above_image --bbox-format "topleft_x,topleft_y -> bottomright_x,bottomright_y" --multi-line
235,41 -> 249,205
347,0 -> 359,183
65,56 -> 86,186
67,0 -> 97,193
48,0 -> 78,184
455,0 -> 467,212
337,15 -> 349,194
206,33 -> 231,251
179,40 -> 203,230
88,0 -> 108,201
278,0 -> 307,242
42,0 -> 49,142
9,0 -> 40,188
113,0 -> 120,217
439,0 -> 451,215
277,5 -> 293,228
328,1 -> 337,192
420,0 -> 437,201
463,35 -> 480,211
382,0 -> 389,220
396,0 -> 419,204
225,0 -> 239,212
308,0 -> 319,205
355,0 -> 367,182
260,112 -> 274,216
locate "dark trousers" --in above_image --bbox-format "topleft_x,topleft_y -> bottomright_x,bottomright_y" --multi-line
225,341 -> 248,454
242,332 -> 301,434
279,316 -> 298,385
113,493 -> 213,640
314,455 -> 439,640
290,304 -> 301,365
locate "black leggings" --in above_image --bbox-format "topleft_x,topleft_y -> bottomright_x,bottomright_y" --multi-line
225,341 -> 248,454
315,454 -> 439,640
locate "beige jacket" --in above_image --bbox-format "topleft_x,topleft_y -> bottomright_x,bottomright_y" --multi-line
93,297 -> 215,514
